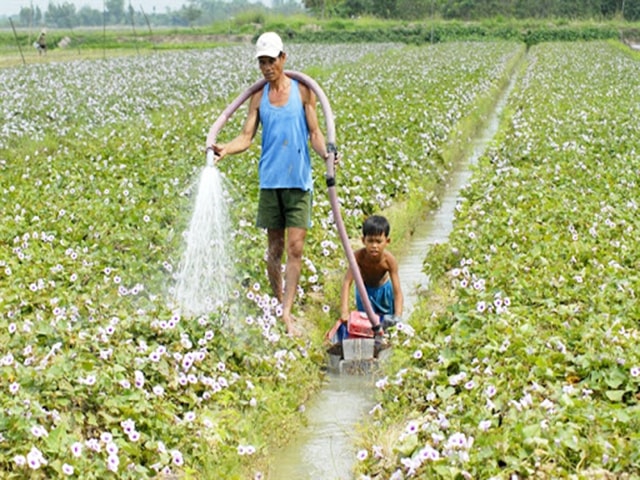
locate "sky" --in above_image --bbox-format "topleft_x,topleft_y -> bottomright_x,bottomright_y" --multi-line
0,0 -> 267,17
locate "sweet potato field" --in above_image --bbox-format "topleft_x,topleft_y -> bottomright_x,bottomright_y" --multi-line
355,41 -> 640,479
1,39 -> 638,478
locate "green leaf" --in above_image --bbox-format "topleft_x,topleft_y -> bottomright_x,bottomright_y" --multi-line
522,424 -> 541,439
605,369 -> 626,389
44,426 -> 67,450
605,390 -> 625,402
613,409 -> 631,423
395,433 -> 418,456
433,464 -> 457,476
436,385 -> 455,400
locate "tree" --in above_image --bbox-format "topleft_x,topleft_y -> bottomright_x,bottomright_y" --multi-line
180,0 -> 203,26
77,5 -> 103,26
371,0 -> 397,18
105,0 -> 125,24
555,0 -> 583,18
396,0 -> 432,20
301,0 -> 342,17
45,2 -> 77,27
19,6 -> 34,27
442,0 -> 475,19
340,0 -> 374,17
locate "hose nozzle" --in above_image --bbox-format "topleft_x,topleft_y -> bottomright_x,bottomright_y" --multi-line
206,149 -> 215,168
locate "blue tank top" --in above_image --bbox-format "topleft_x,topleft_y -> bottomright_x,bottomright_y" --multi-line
258,79 -> 312,190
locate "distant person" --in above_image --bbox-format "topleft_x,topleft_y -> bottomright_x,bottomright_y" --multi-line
336,215 -> 404,341
36,32 -> 46,55
208,32 -> 334,336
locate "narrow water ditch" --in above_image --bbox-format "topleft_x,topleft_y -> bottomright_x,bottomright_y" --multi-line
267,74 -> 517,480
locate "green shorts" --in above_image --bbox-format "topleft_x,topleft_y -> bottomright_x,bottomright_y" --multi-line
256,188 -> 312,229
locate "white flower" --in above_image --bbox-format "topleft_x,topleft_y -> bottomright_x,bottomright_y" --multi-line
183,411 -> 196,422
375,377 -> 388,389
445,432 -> 472,450
27,446 -> 46,469
418,445 -> 440,461
31,425 -> 48,438
478,420 -> 492,431
106,442 -> 119,455
70,441 -> 83,457
172,450 -> 184,466
107,454 -> 119,472
540,398 -> 555,410
405,420 -> 420,435
372,445 -> 384,458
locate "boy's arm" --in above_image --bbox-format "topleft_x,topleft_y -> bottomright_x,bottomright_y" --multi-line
339,268 -> 355,321
388,254 -> 404,318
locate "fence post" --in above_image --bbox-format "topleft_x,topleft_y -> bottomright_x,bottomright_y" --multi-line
9,17 -> 27,66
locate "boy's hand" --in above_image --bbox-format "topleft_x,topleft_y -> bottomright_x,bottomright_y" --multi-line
381,314 -> 400,330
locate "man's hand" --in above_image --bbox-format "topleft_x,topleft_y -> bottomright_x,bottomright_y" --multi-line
327,151 -> 339,166
206,144 -> 225,164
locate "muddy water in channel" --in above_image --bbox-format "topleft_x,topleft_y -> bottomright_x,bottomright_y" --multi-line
268,79 -> 515,480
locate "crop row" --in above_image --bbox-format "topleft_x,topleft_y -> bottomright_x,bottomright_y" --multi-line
356,41 -> 640,478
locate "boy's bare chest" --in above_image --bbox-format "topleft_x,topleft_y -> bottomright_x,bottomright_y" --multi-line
358,256 -> 389,287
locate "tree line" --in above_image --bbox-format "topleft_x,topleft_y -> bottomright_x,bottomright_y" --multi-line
306,0 -> 639,21
10,0 -> 302,28
6,0 -> 639,29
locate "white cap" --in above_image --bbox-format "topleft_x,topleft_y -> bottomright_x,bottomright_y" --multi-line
255,32 -> 283,58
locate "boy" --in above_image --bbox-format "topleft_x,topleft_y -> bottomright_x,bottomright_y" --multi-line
337,215 -> 404,341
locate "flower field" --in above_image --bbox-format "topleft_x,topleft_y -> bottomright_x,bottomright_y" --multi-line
3,38 -> 632,479
0,40 -> 523,478
355,41 -> 640,478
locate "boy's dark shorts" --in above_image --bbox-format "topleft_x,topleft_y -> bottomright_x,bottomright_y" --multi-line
256,188 -> 312,229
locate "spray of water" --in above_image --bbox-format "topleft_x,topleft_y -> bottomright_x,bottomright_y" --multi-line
174,155 -> 233,317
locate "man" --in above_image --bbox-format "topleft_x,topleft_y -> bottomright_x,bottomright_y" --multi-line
36,31 -> 47,55
210,32 -> 331,336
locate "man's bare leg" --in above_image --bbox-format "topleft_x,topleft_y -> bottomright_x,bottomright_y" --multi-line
282,227 -> 306,335
266,229 -> 285,303
266,228 -> 306,335
282,227 -> 306,334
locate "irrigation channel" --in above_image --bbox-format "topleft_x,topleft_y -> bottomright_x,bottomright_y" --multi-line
267,74 -> 517,479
